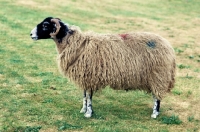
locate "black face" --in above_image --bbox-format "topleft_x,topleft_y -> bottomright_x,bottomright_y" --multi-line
37,17 -> 55,39
30,17 -> 69,41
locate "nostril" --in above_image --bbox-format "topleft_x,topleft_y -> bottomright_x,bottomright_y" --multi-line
30,33 -> 32,36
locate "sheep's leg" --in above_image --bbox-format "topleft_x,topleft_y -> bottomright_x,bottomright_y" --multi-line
80,90 -> 87,113
151,95 -> 160,118
84,89 -> 93,118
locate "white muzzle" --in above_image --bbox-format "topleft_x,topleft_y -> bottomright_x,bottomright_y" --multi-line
30,27 -> 38,40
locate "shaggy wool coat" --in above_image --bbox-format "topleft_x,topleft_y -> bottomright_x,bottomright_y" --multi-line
54,26 -> 176,100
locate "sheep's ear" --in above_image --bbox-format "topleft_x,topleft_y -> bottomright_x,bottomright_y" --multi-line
68,29 -> 74,34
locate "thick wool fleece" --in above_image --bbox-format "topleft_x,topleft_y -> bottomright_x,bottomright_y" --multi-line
54,26 -> 176,100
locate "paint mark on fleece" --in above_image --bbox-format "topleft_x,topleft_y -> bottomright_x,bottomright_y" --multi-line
147,41 -> 156,48
119,34 -> 128,40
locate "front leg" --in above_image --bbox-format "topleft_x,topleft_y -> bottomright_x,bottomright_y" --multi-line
151,95 -> 160,118
84,89 -> 93,118
80,90 -> 87,113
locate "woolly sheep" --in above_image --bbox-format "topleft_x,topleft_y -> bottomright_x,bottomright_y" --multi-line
30,17 -> 176,118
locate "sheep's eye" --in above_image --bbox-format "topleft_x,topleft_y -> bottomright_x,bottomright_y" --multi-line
43,25 -> 49,31
42,22 -> 50,31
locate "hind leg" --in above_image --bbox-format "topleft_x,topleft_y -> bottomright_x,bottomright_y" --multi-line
80,90 -> 87,113
151,95 -> 160,118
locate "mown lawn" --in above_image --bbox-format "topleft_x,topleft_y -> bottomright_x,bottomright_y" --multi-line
0,0 -> 200,131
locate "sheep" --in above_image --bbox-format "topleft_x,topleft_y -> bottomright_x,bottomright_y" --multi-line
30,17 -> 176,118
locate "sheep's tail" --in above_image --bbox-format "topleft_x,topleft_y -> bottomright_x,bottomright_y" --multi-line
152,58 -> 176,100
168,58 -> 176,92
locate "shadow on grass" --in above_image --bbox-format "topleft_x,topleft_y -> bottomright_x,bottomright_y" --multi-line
13,126 -> 42,132
91,102 -> 152,121
54,120 -> 82,131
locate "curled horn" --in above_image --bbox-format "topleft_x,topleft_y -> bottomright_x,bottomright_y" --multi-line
50,18 -> 61,37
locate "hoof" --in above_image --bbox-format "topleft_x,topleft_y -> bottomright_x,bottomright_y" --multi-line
80,108 -> 86,113
151,112 -> 159,119
84,112 -> 92,118
151,114 -> 157,118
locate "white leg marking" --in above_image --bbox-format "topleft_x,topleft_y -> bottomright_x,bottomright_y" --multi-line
84,92 -> 93,118
80,90 -> 87,113
151,96 -> 160,118
80,97 -> 87,113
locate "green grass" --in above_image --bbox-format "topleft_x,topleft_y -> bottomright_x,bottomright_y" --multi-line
0,0 -> 200,131
161,115 -> 182,125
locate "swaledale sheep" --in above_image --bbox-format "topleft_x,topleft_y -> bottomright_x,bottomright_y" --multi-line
30,17 -> 176,118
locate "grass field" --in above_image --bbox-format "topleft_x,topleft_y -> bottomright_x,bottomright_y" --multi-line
0,0 -> 200,131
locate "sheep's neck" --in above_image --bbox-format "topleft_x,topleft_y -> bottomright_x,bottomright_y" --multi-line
54,32 -> 87,69
55,42 -> 67,54
53,33 -> 71,54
